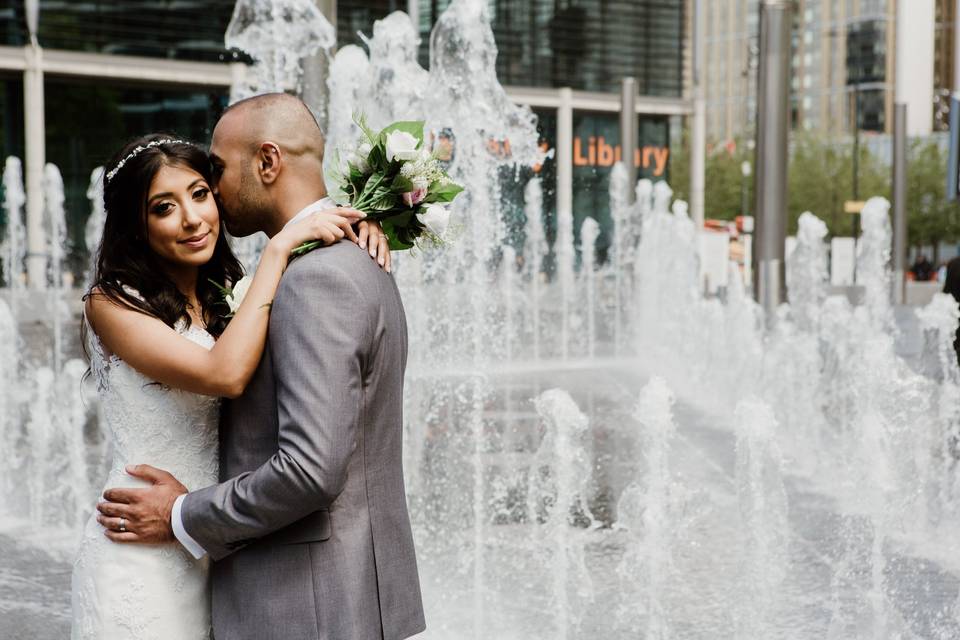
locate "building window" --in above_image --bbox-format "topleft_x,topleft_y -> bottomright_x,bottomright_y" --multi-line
37,1 -> 239,62
0,74 -> 24,162
0,74 -> 25,286
337,0 -> 405,48
415,0 -> 685,96
1,0 -> 26,46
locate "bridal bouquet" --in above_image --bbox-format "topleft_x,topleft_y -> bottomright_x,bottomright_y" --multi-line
293,115 -> 464,256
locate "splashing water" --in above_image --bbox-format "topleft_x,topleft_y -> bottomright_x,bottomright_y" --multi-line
733,397 -> 789,637
43,164 -> 68,372
225,0 -> 336,274
857,196 -> 894,331
531,389 -> 595,638
2,157 -> 27,291
84,166 -> 105,286
226,0 -> 335,103
787,211 -> 829,331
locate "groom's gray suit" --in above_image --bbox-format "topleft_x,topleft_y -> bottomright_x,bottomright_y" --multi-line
180,240 -> 425,640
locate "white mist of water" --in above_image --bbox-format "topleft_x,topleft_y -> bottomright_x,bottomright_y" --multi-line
0,297 -> 18,519
84,166 -> 105,286
857,196 -> 894,331
733,396 -> 789,637
787,211 -> 828,332
359,12 -> 429,130
43,163 -> 68,372
225,0 -> 335,103
632,377 -> 677,639
224,0 -> 335,275
532,388 -> 595,639
523,178 -> 544,361
580,218 -> 600,358
916,294 -> 960,529
2,157 -> 26,291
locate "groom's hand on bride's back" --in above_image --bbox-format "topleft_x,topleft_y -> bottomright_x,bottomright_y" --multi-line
96,464 -> 187,545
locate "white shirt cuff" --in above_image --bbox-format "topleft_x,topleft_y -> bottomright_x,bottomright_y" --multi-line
172,494 -> 207,560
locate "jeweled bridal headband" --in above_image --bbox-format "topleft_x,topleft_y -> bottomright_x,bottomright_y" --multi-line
105,139 -> 190,183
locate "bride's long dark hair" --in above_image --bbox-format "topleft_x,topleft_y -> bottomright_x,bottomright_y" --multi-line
85,133 -> 243,339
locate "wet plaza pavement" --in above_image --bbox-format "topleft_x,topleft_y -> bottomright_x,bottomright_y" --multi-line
2,361 -> 959,639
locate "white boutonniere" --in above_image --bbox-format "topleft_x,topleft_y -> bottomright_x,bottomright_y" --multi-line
210,275 -> 260,318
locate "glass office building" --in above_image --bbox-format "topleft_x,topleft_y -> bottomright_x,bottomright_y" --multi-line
0,0 -> 689,280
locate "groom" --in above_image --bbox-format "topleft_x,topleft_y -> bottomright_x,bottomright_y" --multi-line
97,93 -> 425,640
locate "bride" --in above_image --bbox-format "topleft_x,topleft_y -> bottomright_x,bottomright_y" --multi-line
70,134 -> 390,639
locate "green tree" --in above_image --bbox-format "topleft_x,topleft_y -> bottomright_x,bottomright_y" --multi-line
669,136 -> 753,221
786,132 -> 889,237
670,130 -> 959,255
905,138 -> 960,263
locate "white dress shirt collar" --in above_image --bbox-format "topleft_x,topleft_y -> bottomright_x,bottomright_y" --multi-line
283,196 -> 337,230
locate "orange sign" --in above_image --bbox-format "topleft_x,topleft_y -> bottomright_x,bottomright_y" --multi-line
574,136 -> 669,176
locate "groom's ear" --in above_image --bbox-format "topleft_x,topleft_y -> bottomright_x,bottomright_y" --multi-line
257,141 -> 282,185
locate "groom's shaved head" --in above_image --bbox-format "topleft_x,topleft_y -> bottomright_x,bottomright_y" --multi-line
209,93 -> 328,237
218,92 -> 325,161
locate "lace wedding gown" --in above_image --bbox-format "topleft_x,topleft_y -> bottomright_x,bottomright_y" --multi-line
71,302 -> 220,640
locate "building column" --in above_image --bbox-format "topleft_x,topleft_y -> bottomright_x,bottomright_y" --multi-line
620,78 -> 637,204
407,0 -> 419,33
23,43 -> 46,289
303,0 -> 338,131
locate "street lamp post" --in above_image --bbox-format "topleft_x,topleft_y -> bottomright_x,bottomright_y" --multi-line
753,0 -> 792,313
851,86 -> 861,238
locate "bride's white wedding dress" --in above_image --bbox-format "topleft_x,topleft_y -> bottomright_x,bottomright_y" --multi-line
71,297 -> 219,639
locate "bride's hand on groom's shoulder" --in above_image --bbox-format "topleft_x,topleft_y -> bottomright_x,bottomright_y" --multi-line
357,219 -> 392,273
272,207 -> 365,256
96,464 -> 187,545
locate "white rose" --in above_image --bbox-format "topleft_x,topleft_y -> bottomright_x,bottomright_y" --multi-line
225,275 -> 253,314
417,204 -> 450,238
385,131 -> 419,162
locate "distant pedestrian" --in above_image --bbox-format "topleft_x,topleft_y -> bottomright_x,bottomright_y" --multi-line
943,256 -> 960,460
913,255 -> 935,281
942,256 -> 960,367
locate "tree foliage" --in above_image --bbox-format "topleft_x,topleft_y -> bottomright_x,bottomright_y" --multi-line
668,132 -> 959,251
905,138 -> 960,261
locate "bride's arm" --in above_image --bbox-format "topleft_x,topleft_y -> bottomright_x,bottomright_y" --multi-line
86,209 -> 365,399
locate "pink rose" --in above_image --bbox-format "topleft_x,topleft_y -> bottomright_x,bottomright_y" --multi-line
402,187 -> 428,207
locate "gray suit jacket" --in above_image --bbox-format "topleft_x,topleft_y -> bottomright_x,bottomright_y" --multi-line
180,240 -> 425,640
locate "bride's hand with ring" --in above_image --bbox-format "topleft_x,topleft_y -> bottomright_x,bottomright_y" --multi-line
357,220 -> 392,273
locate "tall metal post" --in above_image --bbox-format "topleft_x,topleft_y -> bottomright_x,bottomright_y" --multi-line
752,0 -> 791,312
852,87 -> 861,237
690,0 -> 706,229
620,77 -> 637,204
892,103 -> 907,305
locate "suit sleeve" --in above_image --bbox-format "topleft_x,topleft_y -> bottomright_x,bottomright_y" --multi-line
179,257 -> 373,561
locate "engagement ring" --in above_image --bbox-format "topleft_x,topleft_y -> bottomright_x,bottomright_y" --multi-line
118,517 -> 126,532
